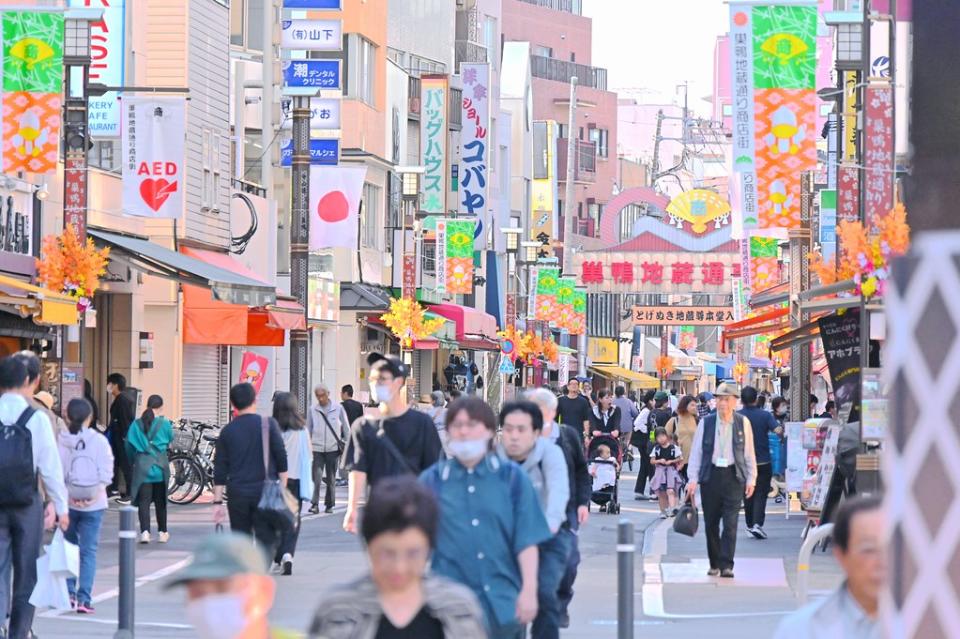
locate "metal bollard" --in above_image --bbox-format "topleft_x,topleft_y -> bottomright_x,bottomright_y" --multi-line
617,518 -> 635,639
796,522 -> 834,605
115,506 -> 137,639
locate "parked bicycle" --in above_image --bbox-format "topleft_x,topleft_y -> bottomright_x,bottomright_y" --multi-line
167,419 -> 220,505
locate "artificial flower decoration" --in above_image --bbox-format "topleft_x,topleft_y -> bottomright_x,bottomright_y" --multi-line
36,227 -> 110,313
733,361 -> 749,384
655,355 -> 674,379
496,326 -> 559,364
808,203 -> 910,299
380,298 -> 445,349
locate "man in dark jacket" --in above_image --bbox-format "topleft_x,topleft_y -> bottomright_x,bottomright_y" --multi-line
739,385 -> 782,540
527,387 -> 591,630
340,384 -> 365,426
106,372 -> 136,501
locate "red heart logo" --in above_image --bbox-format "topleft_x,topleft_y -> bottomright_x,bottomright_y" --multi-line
140,179 -> 178,212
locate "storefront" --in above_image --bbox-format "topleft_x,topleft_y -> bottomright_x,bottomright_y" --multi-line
428,303 -> 500,395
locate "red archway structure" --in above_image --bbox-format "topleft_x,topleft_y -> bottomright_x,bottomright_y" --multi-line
598,187 -> 671,248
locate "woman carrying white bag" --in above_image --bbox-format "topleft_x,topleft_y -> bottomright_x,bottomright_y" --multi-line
57,398 -> 114,613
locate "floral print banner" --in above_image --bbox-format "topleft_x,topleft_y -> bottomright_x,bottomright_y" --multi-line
534,267 -> 559,322
437,218 -> 475,295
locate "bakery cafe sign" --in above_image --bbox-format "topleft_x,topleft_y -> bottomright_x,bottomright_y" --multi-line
574,251 -> 739,294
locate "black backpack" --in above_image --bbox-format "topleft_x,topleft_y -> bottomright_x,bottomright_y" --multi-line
0,407 -> 37,507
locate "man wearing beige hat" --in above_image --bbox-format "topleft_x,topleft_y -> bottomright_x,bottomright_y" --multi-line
686,382 -> 757,579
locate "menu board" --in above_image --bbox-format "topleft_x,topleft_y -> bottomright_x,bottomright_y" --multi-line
809,425 -> 842,511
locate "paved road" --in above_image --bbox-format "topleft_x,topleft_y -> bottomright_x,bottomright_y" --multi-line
34,468 -> 843,638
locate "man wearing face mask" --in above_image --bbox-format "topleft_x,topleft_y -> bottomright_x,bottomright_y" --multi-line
166,532 -> 297,639
342,353 -> 443,534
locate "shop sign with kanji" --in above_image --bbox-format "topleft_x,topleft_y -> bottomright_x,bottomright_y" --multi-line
632,306 -> 736,326
575,251 -> 738,294
459,64 -> 490,220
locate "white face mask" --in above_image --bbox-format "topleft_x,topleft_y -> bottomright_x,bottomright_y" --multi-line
448,438 -> 489,464
371,383 -> 395,404
186,594 -> 248,639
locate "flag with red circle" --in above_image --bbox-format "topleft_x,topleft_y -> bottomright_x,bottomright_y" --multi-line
309,165 -> 367,250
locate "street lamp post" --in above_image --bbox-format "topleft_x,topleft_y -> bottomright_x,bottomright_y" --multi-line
502,228 -> 522,332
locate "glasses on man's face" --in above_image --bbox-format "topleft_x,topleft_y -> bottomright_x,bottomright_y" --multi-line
371,546 -> 430,566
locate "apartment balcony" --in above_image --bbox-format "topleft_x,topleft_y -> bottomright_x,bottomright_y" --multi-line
455,40 -> 489,70
530,55 -> 608,91
556,138 -> 597,183
516,0 -> 582,15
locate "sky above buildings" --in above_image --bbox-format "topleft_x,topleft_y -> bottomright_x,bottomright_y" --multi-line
584,0 -> 729,115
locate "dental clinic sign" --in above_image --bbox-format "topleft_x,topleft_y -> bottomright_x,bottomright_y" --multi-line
281,19 -> 342,51
70,0 -> 125,137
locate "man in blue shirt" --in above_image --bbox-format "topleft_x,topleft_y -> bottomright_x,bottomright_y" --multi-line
739,385 -> 783,540
421,397 -> 551,639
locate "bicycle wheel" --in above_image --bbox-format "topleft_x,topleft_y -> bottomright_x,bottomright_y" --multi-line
168,455 -> 206,505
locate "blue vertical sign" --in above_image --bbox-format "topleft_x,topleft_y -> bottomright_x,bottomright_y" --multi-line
280,139 -> 340,166
70,0 -> 125,137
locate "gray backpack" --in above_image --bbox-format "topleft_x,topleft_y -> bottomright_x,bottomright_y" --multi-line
66,434 -> 101,501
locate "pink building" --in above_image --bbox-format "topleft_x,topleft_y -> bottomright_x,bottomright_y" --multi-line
502,0 -> 618,243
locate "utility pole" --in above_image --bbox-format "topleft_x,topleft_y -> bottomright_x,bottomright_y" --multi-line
560,76 -> 585,376
289,95 -> 310,416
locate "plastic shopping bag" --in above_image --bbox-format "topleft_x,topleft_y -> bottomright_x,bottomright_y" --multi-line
29,529 -> 79,611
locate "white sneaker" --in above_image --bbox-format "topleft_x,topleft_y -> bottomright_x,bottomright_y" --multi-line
158,532 -> 170,544
281,553 -> 293,576
139,531 -> 151,544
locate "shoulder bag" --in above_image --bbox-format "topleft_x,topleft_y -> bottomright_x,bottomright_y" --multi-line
318,408 -> 345,453
256,416 -> 297,534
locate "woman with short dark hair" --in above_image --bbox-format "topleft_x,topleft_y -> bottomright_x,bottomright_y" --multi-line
309,476 -> 486,638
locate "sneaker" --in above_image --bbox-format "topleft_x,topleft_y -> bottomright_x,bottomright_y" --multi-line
281,553 -> 293,576
116,497 -> 131,506
308,504 -> 320,515
69,595 -> 77,610
634,493 -> 645,501
324,506 -> 334,514
754,526 -> 768,540
76,602 -> 95,614
659,511 -> 668,519
720,569 -> 735,579
669,507 -> 679,517
158,532 -> 170,544
139,531 -> 150,544
707,568 -> 720,577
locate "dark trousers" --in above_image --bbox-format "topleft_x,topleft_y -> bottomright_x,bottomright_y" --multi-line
557,527 -> 580,617
700,466 -> 743,571
744,463 -> 772,529
137,482 -> 167,533
635,438 -> 653,494
109,432 -> 132,496
311,451 -> 339,509
227,493 -> 278,559
0,494 -> 42,639
276,479 -> 302,562
532,530 -> 572,639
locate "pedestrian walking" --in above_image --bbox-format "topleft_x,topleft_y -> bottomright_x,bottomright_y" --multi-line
669,388 -> 679,413
612,386 -> 638,441
213,383 -> 289,558
556,379 -> 591,440
307,383 -> 349,515
650,428 -> 683,518
774,496 -> 883,638
739,386 -> 782,540
34,391 -> 67,437
165,533 -> 297,639
0,356 -> 69,639
309,477 -> 487,639
633,390 -> 656,499
126,394 -> 173,544
665,395 -> 700,480
588,390 -> 621,438
105,372 -> 136,502
525,388 -> 591,631
340,384 -> 365,427
83,379 -> 100,429
686,382 -> 757,578
498,400 -> 570,639
771,396 -> 789,480
424,390 -> 448,446
420,397 -> 551,638
342,353 -> 442,534
58,398 -> 113,614
272,391 -> 314,576
698,392 -> 715,420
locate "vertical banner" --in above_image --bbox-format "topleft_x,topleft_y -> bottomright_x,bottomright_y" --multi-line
533,267 -> 560,321
531,120 -> 558,255
442,218 -> 475,295
569,288 -> 586,336
459,63 -> 490,223
420,75 -> 447,215
818,307 -> 862,415
838,165 -> 860,223
863,85 -> 894,233
526,265 -> 539,319
819,188 -> 837,259
554,277 -> 575,331
730,3 -> 817,231
69,0 -> 125,137
748,235 -> 780,291
730,6 -> 758,228
238,352 -> 269,397
1,11 -> 63,174
122,96 -> 186,218
308,165 -> 367,250
435,219 -> 447,292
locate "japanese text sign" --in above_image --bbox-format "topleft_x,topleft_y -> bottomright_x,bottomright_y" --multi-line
459,63 -> 489,219
864,85 -> 894,234
282,60 -> 341,89
574,252 -> 737,294
420,76 -> 447,215
281,19 -> 342,51
435,218 -> 476,295
280,138 -> 339,166
633,306 -> 736,326
838,165 -> 860,223
281,97 -> 341,130
63,155 -> 88,235
69,0 -> 125,137
122,96 -> 186,219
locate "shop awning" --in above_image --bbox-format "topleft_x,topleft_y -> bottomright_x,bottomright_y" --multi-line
0,273 -> 78,326
749,281 -> 790,310
770,318 -> 822,353
589,364 -> 660,389
258,298 -> 307,331
721,308 -> 790,346
89,230 -> 275,306
428,303 -> 499,349
340,283 -> 394,311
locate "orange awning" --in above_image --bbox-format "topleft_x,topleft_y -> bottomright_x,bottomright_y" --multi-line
261,298 -> 306,331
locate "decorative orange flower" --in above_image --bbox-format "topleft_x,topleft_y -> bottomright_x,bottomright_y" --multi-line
655,356 -> 674,378
380,298 -> 445,349
36,227 -> 110,311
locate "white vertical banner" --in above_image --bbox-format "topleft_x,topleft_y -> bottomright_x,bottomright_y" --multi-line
459,63 -> 490,221
558,354 -> 570,386
527,265 -> 538,319
122,96 -> 186,219
435,218 -> 447,293
69,0 -> 125,137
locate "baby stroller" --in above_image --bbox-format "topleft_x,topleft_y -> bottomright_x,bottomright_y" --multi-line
588,434 -> 622,515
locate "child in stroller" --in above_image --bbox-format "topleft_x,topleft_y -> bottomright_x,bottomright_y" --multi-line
588,435 -> 621,514
650,428 -> 684,518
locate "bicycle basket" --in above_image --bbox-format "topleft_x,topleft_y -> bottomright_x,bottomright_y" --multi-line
171,426 -> 198,453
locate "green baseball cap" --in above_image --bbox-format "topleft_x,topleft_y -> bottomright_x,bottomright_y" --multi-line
164,533 -> 268,589
654,391 -> 669,402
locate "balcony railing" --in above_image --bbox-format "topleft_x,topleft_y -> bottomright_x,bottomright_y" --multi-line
408,76 -> 421,119
530,55 -> 608,91
455,40 -> 488,69
517,0 -> 582,15
556,138 -> 597,183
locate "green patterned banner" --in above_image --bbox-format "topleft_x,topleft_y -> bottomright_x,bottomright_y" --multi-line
3,11 -> 64,93
752,5 -> 817,90
534,267 -> 559,321
750,235 -> 780,258
443,219 -> 475,295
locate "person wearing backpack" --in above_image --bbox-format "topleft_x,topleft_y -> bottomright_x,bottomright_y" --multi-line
125,395 -> 173,544
0,356 -> 69,639
58,398 -> 113,614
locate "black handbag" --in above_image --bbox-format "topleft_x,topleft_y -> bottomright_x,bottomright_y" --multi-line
673,493 -> 699,537
256,416 -> 297,534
